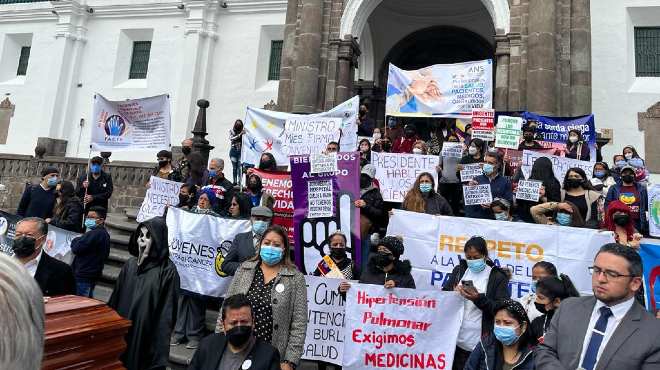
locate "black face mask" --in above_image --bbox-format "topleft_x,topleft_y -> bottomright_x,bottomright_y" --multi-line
158,160 -> 169,168
259,160 -> 274,170
375,252 -> 394,267
181,147 -> 192,156
534,302 -> 549,315
226,325 -> 252,347
248,182 -> 261,192
524,134 -> 534,142
360,175 -> 372,189
621,174 -> 635,184
12,237 -> 37,258
330,248 -> 347,261
613,213 -> 630,226
565,178 -> 583,189
178,194 -> 190,207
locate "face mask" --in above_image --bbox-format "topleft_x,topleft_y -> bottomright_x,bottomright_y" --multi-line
360,175 -> 372,189
405,130 -> 415,138
260,244 -> 283,265
556,212 -> 572,226
360,145 -> 370,153
613,213 -> 630,226
624,153 -> 633,160
534,302 -> 548,314
178,194 -> 190,206
524,134 -> 534,142
226,325 -> 252,347
90,164 -> 101,174
330,247 -> 347,260
419,183 -> 432,193
47,177 -> 58,187
629,158 -> 643,168
208,169 -> 217,178
12,236 -> 38,258
530,280 -> 538,293
158,160 -> 169,168
483,163 -> 495,176
259,160 -> 274,170
84,218 -> 98,230
412,148 -> 423,154
615,160 -> 627,168
565,178 -> 583,189
569,136 -> 578,143
375,252 -> 394,267
494,212 -> 509,221
252,220 -> 269,236
373,133 -> 382,140
621,174 -> 635,184
594,170 -> 606,179
494,325 -> 520,346
466,258 -> 487,273
181,147 -> 192,156
248,182 -> 261,192
468,146 -> 478,155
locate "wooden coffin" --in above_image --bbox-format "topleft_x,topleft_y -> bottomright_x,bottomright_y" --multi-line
43,295 -> 131,370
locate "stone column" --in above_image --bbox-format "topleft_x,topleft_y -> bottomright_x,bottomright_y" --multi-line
638,102 -> 660,174
335,36 -> 360,106
570,0 -> 592,116
276,0 -> 300,112
291,0 -> 323,113
526,0 -> 557,115
494,35 -> 510,111
507,33 -> 522,111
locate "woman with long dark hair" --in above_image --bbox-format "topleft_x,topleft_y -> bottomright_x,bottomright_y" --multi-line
530,274 -> 580,343
561,167 -> 602,226
516,157 -> 561,223
228,193 -> 253,219
229,119 -> 245,185
564,129 -> 590,161
530,200 -> 586,227
402,172 -> 453,215
49,180 -> 84,233
517,261 -> 558,321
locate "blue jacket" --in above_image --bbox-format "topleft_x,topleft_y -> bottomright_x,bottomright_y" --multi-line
465,174 -> 513,219
605,182 -> 648,234
70,226 -> 110,281
464,334 -> 535,370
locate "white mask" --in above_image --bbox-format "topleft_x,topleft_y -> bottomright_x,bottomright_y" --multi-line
569,136 -> 578,143
136,226 -> 152,266
468,146 -> 478,155
412,148 -> 423,154
373,133 -> 381,140
624,153 -> 633,160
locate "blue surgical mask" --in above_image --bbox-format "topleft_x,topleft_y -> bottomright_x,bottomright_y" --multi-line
466,258 -> 487,273
84,218 -> 97,230
419,183 -> 432,193
530,280 -> 538,293
90,164 -> 101,174
615,160 -> 627,168
494,212 -> 509,221
252,220 -> 269,236
594,170 -> 605,179
494,325 -> 520,346
260,244 -> 283,266
556,212 -> 572,226
208,169 -> 217,178
482,163 -> 495,176
47,176 -> 58,187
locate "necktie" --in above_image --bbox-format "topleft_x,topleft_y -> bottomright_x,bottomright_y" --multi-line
581,306 -> 613,370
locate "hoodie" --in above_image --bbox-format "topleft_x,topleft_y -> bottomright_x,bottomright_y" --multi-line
359,256 -> 416,289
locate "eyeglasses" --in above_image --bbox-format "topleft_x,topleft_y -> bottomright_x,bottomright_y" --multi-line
588,266 -> 636,279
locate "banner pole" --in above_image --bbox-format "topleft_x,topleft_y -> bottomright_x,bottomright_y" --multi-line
82,145 -> 92,228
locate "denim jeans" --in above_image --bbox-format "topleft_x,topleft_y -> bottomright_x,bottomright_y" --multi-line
76,280 -> 95,298
229,146 -> 242,184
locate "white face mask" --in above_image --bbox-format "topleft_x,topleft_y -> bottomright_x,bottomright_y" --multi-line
412,148 -> 423,154
468,146 -> 478,155
373,133 -> 381,140
569,136 -> 578,143
136,226 -> 152,266
624,152 -> 633,160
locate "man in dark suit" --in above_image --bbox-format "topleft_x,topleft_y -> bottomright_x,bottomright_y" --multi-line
536,243 -> 660,370
188,293 -> 279,370
13,217 -> 75,297
221,206 -> 273,276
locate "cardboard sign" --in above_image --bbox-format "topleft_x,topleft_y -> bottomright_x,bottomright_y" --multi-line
136,176 -> 183,223
310,152 -> 338,174
302,276 -> 346,365
460,163 -> 483,182
471,108 -> 495,130
463,184 -> 493,206
441,142 -> 464,159
495,116 -> 524,149
516,180 -> 543,202
284,117 -> 341,156
371,152 -> 440,202
307,180 -> 334,218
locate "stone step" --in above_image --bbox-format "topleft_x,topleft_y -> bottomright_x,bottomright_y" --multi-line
124,208 -> 139,220
93,282 -> 114,303
101,263 -> 122,284
110,232 -> 130,247
106,213 -> 138,233
108,247 -> 132,265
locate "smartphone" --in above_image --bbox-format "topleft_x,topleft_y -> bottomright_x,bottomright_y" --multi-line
461,280 -> 474,289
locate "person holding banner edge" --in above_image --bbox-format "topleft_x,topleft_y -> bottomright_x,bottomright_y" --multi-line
442,236 -> 510,370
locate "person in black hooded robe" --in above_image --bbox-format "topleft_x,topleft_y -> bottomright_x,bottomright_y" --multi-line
108,217 -> 179,370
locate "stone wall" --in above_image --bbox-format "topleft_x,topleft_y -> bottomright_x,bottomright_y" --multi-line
0,154 -> 153,214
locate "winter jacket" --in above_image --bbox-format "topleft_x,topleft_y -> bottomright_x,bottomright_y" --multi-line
360,257 -> 416,289
464,334 -> 536,370
442,260 -> 510,336
70,226 -> 111,281
76,171 -> 114,211
421,191 -> 453,216
50,197 -> 84,233
565,141 -> 590,161
605,182 -> 648,234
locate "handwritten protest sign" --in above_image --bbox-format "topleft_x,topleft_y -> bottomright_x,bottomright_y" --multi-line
310,152 -> 338,174
472,108 -> 495,130
441,142 -> 464,159
302,276 -> 346,365
495,115 -> 523,149
371,152 -> 440,202
308,180 -> 334,218
284,117 -> 341,156
516,180 -> 542,202
463,184 -> 492,206
520,150 -> 593,183
343,283 -> 463,369
136,176 -> 183,223
460,163 -> 483,182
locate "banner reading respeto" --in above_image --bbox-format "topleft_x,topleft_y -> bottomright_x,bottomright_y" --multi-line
251,169 -> 294,243
343,283 -> 463,369
290,152 -> 361,275
91,94 -> 171,151
371,152 -> 440,203
166,207 -> 251,297
386,209 -> 615,298
385,60 -> 493,118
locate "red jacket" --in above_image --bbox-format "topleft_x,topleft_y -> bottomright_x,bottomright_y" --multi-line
392,136 -> 418,153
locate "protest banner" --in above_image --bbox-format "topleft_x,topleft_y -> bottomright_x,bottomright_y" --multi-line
0,210 -> 20,256
463,184 -> 493,206
343,283 -> 463,369
520,150 -> 593,183
251,169 -> 293,242
440,142 -> 463,159
648,185 -> 660,238
640,239 -> 660,312
523,112 -> 596,160
386,60 -> 493,118
310,152 -> 338,174
386,210 -> 615,298
91,94 -> 171,151
471,129 -> 495,141
166,207 -> 251,297
495,115 -> 523,149
283,117 -> 341,156
459,163 -> 483,182
516,180 -> 542,202
307,180 -> 334,218
241,96 -> 359,166
136,176 -> 183,223
302,276 -> 346,365
371,152 -> 440,202
291,152 -> 361,275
